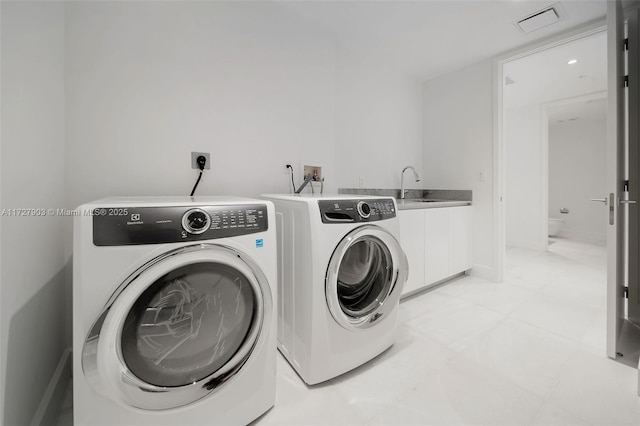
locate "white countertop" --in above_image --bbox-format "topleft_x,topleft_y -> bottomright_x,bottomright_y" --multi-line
396,199 -> 471,210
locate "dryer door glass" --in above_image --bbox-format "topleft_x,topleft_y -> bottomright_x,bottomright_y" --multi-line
121,262 -> 256,387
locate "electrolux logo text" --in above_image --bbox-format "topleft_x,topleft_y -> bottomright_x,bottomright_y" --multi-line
127,213 -> 143,225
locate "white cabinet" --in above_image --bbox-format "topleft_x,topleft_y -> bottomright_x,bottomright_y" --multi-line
398,205 -> 472,297
398,209 -> 425,295
449,206 -> 473,275
424,208 -> 450,285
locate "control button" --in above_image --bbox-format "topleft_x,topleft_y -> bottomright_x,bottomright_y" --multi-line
182,208 -> 211,234
357,201 -> 371,219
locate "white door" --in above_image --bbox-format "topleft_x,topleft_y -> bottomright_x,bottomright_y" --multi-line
627,2 -> 640,335
606,0 -> 627,360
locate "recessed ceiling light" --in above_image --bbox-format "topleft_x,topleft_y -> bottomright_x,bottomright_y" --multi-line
567,59 -> 578,65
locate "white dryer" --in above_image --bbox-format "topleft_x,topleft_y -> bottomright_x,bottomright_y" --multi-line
261,194 -> 407,385
73,197 -> 276,425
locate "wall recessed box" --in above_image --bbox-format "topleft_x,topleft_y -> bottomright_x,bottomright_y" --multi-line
303,164 -> 322,181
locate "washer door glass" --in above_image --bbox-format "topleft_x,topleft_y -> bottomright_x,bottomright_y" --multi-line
326,225 -> 407,330
121,262 -> 255,387
337,238 -> 392,317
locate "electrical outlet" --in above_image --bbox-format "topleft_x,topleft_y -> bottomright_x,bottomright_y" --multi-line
191,152 -> 210,170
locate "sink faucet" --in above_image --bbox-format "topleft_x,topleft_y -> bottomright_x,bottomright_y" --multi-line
400,166 -> 421,199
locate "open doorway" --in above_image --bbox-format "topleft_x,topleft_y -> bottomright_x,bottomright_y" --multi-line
494,0 -> 640,382
501,29 -> 607,253
546,93 -> 608,246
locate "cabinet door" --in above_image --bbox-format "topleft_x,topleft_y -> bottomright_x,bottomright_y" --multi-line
424,208 -> 450,284
398,210 -> 425,295
449,206 -> 472,274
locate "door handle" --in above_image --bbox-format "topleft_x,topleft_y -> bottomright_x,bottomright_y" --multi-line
592,194 -> 617,224
619,199 -> 637,204
591,198 -> 608,205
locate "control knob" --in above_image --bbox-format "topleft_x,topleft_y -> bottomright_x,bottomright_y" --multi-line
182,208 -> 211,234
356,201 -> 371,219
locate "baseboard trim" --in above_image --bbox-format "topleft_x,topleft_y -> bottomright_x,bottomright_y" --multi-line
556,229 -> 606,245
469,264 -> 496,281
400,271 -> 468,301
30,347 -> 72,426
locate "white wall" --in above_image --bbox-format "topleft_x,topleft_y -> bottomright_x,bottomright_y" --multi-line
65,1 -> 337,212
1,2 -> 68,424
504,105 -> 546,250
0,1 -> 339,421
422,60 -> 495,278
334,52 -> 423,189
549,116 -> 607,243
0,2 -> 432,418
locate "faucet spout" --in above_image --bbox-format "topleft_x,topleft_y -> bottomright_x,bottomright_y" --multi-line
400,166 -> 421,199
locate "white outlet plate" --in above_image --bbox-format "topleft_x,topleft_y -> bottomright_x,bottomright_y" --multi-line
283,162 -> 294,174
191,152 -> 211,170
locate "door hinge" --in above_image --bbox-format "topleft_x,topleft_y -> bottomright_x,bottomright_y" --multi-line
624,38 -> 629,51
624,75 -> 629,87
624,286 -> 629,298
624,180 -> 630,192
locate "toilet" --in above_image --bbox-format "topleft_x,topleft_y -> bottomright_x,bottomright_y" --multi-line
548,218 -> 564,237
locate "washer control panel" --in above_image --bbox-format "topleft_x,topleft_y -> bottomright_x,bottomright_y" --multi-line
318,198 -> 396,224
93,204 -> 268,246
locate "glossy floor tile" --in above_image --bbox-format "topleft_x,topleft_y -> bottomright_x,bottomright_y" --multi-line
57,238 -> 640,425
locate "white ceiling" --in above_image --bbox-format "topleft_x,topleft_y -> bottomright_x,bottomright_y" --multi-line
275,0 -> 608,80
503,30 -> 607,109
548,96 -> 607,125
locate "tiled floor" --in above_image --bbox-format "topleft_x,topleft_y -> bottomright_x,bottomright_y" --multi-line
58,238 -> 640,425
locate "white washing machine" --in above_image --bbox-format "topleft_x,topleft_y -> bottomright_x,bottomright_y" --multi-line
261,194 -> 408,385
73,197 -> 277,425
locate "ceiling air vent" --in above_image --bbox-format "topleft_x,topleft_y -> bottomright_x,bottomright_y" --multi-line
515,3 -> 565,33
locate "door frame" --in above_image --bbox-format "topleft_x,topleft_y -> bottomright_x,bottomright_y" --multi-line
493,20 -> 607,282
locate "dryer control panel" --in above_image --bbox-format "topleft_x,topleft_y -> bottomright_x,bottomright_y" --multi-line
93,204 -> 268,246
318,198 -> 396,224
